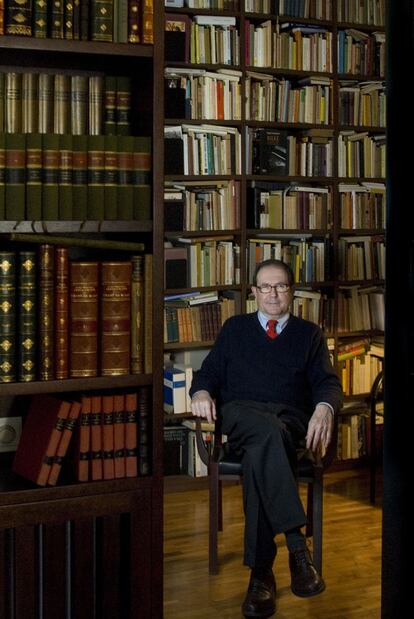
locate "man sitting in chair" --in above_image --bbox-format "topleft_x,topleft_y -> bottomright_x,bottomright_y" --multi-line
190,258 -> 343,619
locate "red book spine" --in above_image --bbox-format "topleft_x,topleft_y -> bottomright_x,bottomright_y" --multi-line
113,394 -> 126,478
48,400 -> 82,486
77,395 -> 91,482
70,261 -> 99,378
102,394 -> 115,480
90,395 -> 103,480
125,392 -> 138,477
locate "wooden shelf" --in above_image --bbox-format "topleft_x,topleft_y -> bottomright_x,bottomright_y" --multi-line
0,374 -> 152,396
0,221 -> 153,234
0,35 -> 154,57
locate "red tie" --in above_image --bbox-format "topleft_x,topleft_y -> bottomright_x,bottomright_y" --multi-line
266,320 -> 278,339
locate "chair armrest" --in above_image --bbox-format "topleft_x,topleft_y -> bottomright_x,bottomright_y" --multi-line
195,418 -> 211,467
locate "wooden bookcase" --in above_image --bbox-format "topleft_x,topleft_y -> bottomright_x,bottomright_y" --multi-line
162,0 -> 386,472
0,7 -> 165,618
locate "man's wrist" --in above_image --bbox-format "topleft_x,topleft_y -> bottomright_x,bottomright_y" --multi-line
316,402 -> 335,417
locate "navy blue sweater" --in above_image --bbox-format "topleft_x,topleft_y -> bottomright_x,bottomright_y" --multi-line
190,313 -> 343,418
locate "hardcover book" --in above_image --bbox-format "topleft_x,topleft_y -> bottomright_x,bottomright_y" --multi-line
48,399 -> 82,485
0,251 -> 16,383
125,392 -> 138,477
38,244 -> 55,381
12,394 -> 72,486
130,255 -> 144,374
102,394 -> 115,479
113,393 -> 126,478
70,261 -> 99,378
100,261 -> 132,376
55,247 -> 69,379
17,251 -> 36,382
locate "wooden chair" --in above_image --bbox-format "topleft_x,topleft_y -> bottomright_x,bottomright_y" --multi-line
367,369 -> 384,504
195,411 -> 338,575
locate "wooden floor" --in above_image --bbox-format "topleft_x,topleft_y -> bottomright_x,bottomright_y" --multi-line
164,469 -> 382,618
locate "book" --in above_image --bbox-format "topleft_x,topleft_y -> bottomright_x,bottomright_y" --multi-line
90,395 -> 103,480
12,395 -> 72,486
38,244 -> 55,381
125,392 -> 138,477
17,251 -> 36,382
25,133 -> 42,220
130,255 -> 144,374
164,366 -> 186,414
113,393 -> 126,478
5,133 -> 25,220
102,394 -> 115,480
0,251 -> 16,383
54,247 -> 69,379
48,399 -> 82,485
77,395 -> 92,482
100,261 -> 132,376
70,261 -> 99,378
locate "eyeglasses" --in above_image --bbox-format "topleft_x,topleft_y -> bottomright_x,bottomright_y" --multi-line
255,283 -> 290,294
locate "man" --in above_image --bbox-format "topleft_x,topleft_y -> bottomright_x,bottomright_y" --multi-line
190,259 -> 343,618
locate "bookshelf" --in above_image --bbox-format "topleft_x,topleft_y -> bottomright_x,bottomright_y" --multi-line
0,4 -> 164,618
162,0 -> 385,472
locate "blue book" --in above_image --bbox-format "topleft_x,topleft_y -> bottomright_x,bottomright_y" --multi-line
163,366 -> 187,414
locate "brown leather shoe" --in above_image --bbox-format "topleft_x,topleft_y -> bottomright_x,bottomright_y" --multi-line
241,568 -> 276,618
289,547 -> 325,597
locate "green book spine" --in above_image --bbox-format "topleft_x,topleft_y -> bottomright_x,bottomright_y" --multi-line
87,135 -> 105,220
59,134 -> 73,220
26,133 -> 43,221
104,75 -> 117,135
91,0 -> 113,42
18,251 -> 37,382
133,136 -> 152,220
64,0 -> 74,39
80,0 -> 89,40
0,134 -> 5,220
0,252 -> 17,383
73,0 -> 81,40
42,134 -> 60,220
5,133 -> 26,221
33,0 -> 48,38
38,244 -> 55,380
5,72 -> 22,134
5,0 -> 32,35
117,135 -> 134,220
104,135 -> 118,220
50,0 -> 64,39
116,76 -> 132,136
0,73 -> 5,133
72,135 -> 88,219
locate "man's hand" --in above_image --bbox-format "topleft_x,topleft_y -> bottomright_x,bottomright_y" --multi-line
306,404 -> 333,453
191,390 -> 216,424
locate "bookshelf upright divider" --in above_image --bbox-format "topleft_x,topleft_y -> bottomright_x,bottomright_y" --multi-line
162,0 -> 386,473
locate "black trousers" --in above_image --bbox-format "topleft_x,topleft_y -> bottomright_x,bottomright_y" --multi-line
221,400 -> 309,568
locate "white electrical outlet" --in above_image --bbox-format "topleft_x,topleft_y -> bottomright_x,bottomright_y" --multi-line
0,417 -> 22,452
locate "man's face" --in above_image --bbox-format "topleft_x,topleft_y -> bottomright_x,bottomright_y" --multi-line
251,265 -> 293,319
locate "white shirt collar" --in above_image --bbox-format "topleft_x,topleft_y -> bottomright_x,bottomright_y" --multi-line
257,310 -> 290,333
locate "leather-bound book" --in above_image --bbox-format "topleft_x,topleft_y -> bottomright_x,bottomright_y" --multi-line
113,394 -> 125,478
102,394 -> 115,479
33,0 -> 47,38
87,134 -> 105,220
71,75 -> 88,135
38,244 -> 55,381
58,134 -> 73,220
12,395 -> 72,486
55,247 -> 69,379
5,132 -> 25,221
5,72 -> 22,133
117,135 -> 134,220
0,3 -> 4,35
70,261 -> 99,378
133,136 -> 151,221
42,133 -> 60,220
115,76 -> 131,136
144,254 -> 152,374
130,255 -> 144,374
50,0 -> 64,38
17,251 -> 36,382
128,0 -> 140,43
72,135 -> 88,220
137,386 -> 150,475
5,0 -> 31,35
0,134 -> 5,220
103,75 -> 117,135
48,399 -> 81,485
141,0 -> 153,45
26,133 -> 43,220
125,392 -> 137,477
77,395 -> 92,481
90,394 -> 103,480
100,261 -> 132,376
103,135 -> 118,220
38,73 -> 54,134
53,74 -> 70,134
0,251 -> 16,383
22,73 -> 39,134
64,0 -> 74,39
88,75 -> 103,136
91,0 -> 113,42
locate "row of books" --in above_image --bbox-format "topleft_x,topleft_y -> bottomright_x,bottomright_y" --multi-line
164,291 -> 237,344
165,238 -> 241,288
247,183 -> 332,230
163,420 -> 215,478
338,81 -> 386,128
245,22 -> 333,72
12,388 -> 150,487
339,348 -> 383,396
244,1 -> 332,19
337,29 -> 385,77
164,179 -> 240,232
338,182 -> 386,230
338,235 -> 385,281
338,131 -> 386,179
164,124 -> 241,176
337,0 -> 385,27
0,133 -> 151,222
0,248 -> 152,383
1,0 -> 154,44
248,236 -> 329,283
0,72 -> 133,136
337,285 -> 384,332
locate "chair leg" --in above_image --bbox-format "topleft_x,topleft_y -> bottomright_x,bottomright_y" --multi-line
312,468 -> 323,576
218,479 -> 223,531
209,463 -> 219,575
305,482 -> 313,538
